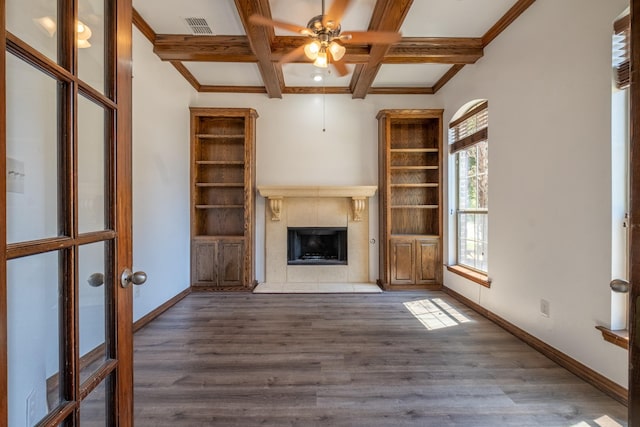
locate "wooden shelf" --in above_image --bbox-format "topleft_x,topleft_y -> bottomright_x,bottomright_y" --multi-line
196,160 -> 244,165
391,165 -> 438,170
193,235 -> 245,240
391,205 -> 439,209
195,205 -> 244,209
196,134 -> 244,139
391,183 -> 439,188
195,182 -> 244,187
390,148 -> 439,153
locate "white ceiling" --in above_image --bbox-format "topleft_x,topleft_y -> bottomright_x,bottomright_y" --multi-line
133,0 -> 522,90
183,62 -> 264,86
283,63 -> 354,87
374,63 -> 452,88
270,0 -> 377,36
401,0 -> 519,37
134,0 -> 244,35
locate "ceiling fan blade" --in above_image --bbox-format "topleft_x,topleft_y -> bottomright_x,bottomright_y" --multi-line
249,14 -> 308,35
323,0 -> 353,28
341,31 -> 402,45
332,60 -> 349,77
277,44 -> 306,64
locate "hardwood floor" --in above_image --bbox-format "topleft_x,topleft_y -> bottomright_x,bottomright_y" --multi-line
133,291 -> 627,426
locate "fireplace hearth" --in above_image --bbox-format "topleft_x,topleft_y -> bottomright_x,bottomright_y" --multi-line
287,227 -> 347,265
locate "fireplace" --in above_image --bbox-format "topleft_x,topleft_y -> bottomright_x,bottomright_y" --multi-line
257,185 -> 377,284
287,227 -> 347,265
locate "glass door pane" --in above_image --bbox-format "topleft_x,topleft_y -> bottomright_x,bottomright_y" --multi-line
6,53 -> 59,243
80,376 -> 111,426
78,0 -> 105,94
7,0 -> 57,62
7,251 -> 62,426
78,95 -> 107,233
79,242 -> 109,384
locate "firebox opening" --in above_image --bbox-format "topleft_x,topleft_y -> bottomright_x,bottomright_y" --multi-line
287,227 -> 348,265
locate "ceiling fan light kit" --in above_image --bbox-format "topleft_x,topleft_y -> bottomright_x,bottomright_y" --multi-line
328,41 -> 345,61
304,40 -> 321,60
314,49 -> 328,68
248,0 -> 401,77
302,14 -> 343,69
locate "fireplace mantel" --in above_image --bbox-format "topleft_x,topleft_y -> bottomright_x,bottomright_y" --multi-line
258,185 -> 377,221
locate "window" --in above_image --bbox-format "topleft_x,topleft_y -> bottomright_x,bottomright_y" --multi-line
609,10 -> 630,333
596,9 -> 630,346
450,101 -> 488,274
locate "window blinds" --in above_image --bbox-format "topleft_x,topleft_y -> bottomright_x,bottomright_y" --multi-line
449,101 -> 488,154
613,14 -> 630,90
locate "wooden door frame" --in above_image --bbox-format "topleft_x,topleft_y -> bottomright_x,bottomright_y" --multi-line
114,0 -> 134,424
0,0 -> 134,424
629,0 -> 640,423
0,0 -> 7,421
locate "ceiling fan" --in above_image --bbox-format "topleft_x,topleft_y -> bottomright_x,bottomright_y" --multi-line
249,0 -> 402,77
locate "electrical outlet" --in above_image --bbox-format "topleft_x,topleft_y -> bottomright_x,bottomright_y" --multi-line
540,299 -> 550,318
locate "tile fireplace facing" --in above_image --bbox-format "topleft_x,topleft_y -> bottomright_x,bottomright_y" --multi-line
258,186 -> 377,285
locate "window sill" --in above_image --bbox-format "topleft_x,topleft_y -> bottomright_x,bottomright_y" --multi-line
446,265 -> 491,288
595,326 -> 628,350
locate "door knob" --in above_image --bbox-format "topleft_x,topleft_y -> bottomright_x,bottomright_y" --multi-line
610,279 -> 630,293
87,272 -> 105,287
120,268 -> 147,288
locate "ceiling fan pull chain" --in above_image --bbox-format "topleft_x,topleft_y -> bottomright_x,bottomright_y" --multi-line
323,84 -> 326,132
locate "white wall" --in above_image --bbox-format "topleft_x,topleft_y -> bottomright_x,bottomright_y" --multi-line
132,28 -> 196,321
439,0 -> 629,386
192,93 -> 440,282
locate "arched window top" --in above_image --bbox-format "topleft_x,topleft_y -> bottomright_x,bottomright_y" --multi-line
449,99 -> 488,154
450,99 -> 487,124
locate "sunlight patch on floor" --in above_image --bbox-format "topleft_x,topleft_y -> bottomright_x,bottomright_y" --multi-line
571,415 -> 624,427
404,298 -> 471,330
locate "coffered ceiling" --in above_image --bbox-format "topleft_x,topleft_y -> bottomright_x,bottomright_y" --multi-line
132,0 -> 536,98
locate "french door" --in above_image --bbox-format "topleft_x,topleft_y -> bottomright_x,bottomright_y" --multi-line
1,0 -> 134,425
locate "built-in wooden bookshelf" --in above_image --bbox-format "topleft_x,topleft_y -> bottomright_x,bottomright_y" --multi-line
190,108 -> 257,290
377,109 -> 443,290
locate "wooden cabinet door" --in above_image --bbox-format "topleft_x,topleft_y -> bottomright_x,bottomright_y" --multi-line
192,242 -> 217,286
390,239 -> 415,285
218,240 -> 244,287
416,239 -> 440,284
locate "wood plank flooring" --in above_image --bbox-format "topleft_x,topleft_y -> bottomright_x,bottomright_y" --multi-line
133,291 -> 628,426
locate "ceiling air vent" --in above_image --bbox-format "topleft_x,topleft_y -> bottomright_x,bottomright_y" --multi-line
184,17 -> 213,35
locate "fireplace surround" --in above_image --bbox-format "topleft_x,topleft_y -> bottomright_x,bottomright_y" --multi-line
258,186 -> 377,285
